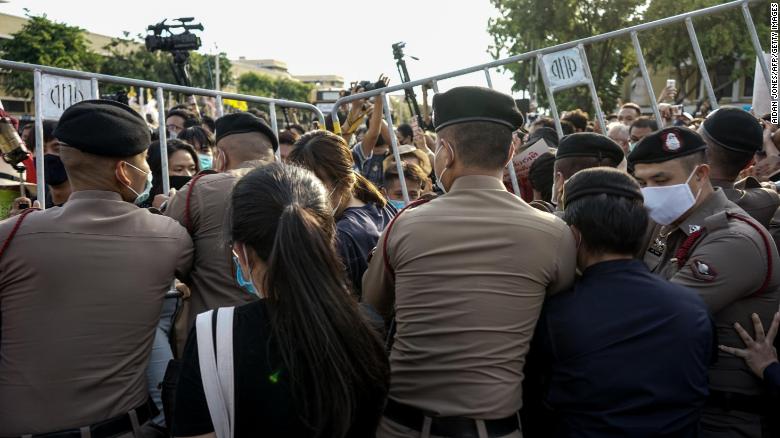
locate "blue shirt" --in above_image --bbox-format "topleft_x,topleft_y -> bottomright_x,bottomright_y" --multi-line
532,259 -> 714,437
337,202 -> 395,297
351,144 -> 387,187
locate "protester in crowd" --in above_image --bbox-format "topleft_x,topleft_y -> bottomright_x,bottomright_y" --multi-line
349,84 -> 394,187
528,151 -> 556,212
0,100 -> 194,436
165,112 -> 277,342
364,86 -> 576,438
607,122 -> 630,154
560,120 -> 575,136
382,162 -> 428,209
288,130 -> 394,297
720,312 -> 780,393
172,162 -> 388,437
166,108 -> 200,138
200,115 -> 215,134
529,116 -> 556,134
504,127 -> 558,201
551,133 -> 625,207
395,123 -> 414,145
523,168 -> 713,436
278,129 -> 300,162
146,139 -> 201,209
698,108 -> 779,230
177,126 -> 216,171
562,109 -> 589,133
618,102 -> 642,126
628,116 -> 658,151
382,144 -> 432,182
629,127 -> 780,437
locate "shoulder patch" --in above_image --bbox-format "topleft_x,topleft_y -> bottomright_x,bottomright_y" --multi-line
690,258 -> 718,282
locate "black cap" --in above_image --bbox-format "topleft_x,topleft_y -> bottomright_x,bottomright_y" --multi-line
53,99 -> 150,157
627,127 -> 706,165
215,112 -> 279,151
433,86 -> 524,132
527,127 -> 559,148
556,133 -> 624,163
700,107 -> 763,154
563,167 -> 643,208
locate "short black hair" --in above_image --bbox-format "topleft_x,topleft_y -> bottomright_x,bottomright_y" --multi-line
397,123 -> 413,139
201,115 -> 216,132
166,109 -> 200,128
621,103 -> 642,116
529,152 -> 555,201
563,109 -> 589,132
531,117 -> 556,130
560,120 -> 575,136
563,189 -> 648,256
677,150 -> 708,173
439,121 -> 512,170
629,117 -> 658,135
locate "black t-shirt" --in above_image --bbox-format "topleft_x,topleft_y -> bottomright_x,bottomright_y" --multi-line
172,300 -> 386,437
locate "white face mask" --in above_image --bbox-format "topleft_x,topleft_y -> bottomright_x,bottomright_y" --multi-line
641,166 -> 701,226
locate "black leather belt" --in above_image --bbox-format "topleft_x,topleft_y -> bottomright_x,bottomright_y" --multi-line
706,390 -> 772,416
384,398 -> 520,438
11,399 -> 157,438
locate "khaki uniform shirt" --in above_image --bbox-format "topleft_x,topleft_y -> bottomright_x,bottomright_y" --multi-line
363,175 -> 576,419
166,168 -> 258,333
0,191 -> 193,434
712,177 -> 779,227
644,189 -> 780,396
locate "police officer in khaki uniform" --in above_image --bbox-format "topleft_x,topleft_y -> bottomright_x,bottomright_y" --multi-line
629,127 -> 780,438
165,112 -> 277,340
550,133 -> 625,208
0,100 -> 194,436
699,108 -> 779,228
363,86 -> 576,438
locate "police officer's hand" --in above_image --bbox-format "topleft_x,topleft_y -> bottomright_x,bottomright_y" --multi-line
719,312 -> 779,379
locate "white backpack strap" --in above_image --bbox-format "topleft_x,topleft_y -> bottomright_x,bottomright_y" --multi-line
196,309 -> 231,438
216,306 -> 235,437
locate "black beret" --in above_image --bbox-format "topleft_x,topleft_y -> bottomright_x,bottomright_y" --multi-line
53,99 -> 150,157
556,133 -> 624,164
627,127 -> 706,165
563,167 -> 643,208
215,112 -> 279,151
527,127 -> 559,148
433,86 -> 524,132
700,107 -> 763,154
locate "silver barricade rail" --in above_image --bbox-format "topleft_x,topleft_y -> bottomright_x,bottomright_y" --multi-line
329,0 -> 769,205
0,59 -> 326,208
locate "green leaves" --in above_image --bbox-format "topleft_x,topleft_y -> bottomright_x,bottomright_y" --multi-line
237,72 -> 313,104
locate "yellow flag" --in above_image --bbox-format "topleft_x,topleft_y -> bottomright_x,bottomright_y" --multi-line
224,99 -> 248,111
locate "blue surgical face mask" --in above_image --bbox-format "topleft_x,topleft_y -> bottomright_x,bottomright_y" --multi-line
388,199 -> 406,210
232,248 -> 258,296
122,161 -> 153,205
198,153 -> 213,171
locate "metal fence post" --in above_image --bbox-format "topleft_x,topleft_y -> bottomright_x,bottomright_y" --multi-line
431,80 -> 439,94
33,70 -> 45,208
156,87 -> 170,195
216,95 -> 224,118
630,32 -> 663,123
741,1 -> 772,92
685,17 -> 719,110
381,93 -> 410,205
577,44 -> 607,134
90,78 -> 99,100
484,68 -> 493,89
268,102 -> 280,160
536,54 -> 564,139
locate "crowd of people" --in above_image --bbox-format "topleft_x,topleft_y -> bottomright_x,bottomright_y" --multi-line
0,75 -> 779,438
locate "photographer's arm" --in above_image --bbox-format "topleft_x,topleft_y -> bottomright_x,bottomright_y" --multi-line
361,96 -> 384,157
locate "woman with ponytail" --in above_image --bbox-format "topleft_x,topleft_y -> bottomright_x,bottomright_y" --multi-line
288,130 -> 395,297
172,162 -> 389,437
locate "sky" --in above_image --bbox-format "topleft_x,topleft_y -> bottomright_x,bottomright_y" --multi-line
1,0 -> 521,98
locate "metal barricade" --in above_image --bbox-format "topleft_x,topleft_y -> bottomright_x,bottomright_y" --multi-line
329,0 -> 769,205
0,59 -> 326,208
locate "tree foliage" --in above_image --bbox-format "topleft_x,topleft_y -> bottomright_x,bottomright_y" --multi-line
237,72 -> 313,103
488,0 -> 769,113
0,13 -> 101,97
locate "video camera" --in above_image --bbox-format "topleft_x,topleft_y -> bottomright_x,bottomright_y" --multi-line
341,80 -> 388,97
145,17 -> 203,53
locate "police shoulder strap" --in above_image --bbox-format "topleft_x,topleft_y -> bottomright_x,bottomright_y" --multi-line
196,306 -> 235,438
184,170 -> 218,234
0,208 -> 39,262
676,212 -> 773,296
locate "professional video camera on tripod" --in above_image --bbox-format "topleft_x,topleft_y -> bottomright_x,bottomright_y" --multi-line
145,17 -> 204,87
392,42 -> 432,131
